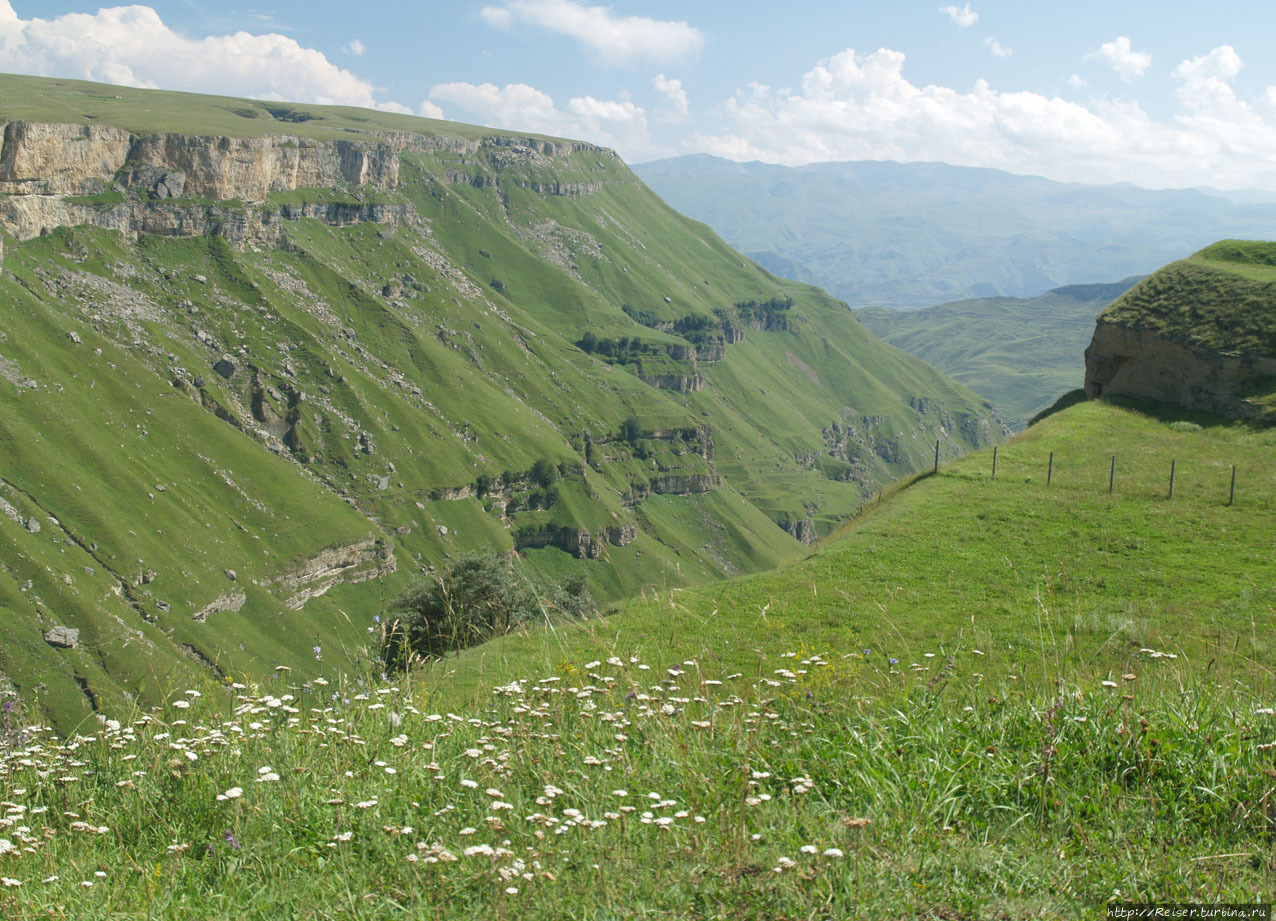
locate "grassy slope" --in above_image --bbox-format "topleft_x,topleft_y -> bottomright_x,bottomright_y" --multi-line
0,73 -> 493,142
1101,240 -> 1276,355
0,76 -> 1002,727
857,279 -> 1141,428
4,398 -> 1275,919
423,398 -> 1276,706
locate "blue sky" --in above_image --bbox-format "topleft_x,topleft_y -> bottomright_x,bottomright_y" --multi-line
4,1 -> 1276,189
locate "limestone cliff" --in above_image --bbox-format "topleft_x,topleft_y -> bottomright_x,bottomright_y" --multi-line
1084,320 -> 1276,421
0,120 -> 614,247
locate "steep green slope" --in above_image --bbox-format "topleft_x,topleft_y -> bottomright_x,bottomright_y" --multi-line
857,278 -> 1140,428
634,154 -> 1276,308
0,75 -> 1003,727
423,397 -> 1276,707
1100,240 -> 1276,353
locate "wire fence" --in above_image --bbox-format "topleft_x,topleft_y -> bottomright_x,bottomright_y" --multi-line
927,439 -> 1262,507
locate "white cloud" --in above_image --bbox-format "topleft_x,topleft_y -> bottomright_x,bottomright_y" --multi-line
419,100 -> 445,119
344,38 -> 366,56
0,1 -> 405,110
652,73 -> 689,120
479,6 -> 513,29
1067,74 -> 1088,89
429,80 -> 666,159
477,0 -> 703,65
695,46 -> 1276,190
984,37 -> 1013,58
939,3 -> 978,28
1087,36 -> 1151,82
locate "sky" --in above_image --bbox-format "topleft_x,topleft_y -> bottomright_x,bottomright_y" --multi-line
3,0 -> 1276,190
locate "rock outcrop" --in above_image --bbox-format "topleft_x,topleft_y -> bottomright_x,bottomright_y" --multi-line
265,537 -> 397,610
0,121 -> 615,248
514,523 -> 637,559
0,187 -> 417,248
1084,320 -> 1276,421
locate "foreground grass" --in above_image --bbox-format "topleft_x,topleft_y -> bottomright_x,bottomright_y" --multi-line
2,645 -> 1275,920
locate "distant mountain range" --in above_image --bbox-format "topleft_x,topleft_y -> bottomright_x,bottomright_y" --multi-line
857,279 -> 1142,429
634,155 -> 1276,309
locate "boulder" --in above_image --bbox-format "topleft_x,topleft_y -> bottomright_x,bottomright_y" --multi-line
44,626 -> 79,649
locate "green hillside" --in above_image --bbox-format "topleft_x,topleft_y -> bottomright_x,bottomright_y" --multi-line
6,398 -> 1275,919
857,278 -> 1140,428
1101,240 -> 1276,353
0,74 -> 1003,728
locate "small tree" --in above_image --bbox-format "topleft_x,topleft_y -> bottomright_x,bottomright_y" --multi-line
530,458 -> 557,488
619,415 -> 643,446
383,550 -> 592,666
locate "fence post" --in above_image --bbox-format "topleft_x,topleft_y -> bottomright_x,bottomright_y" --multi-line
992,446 -> 998,480
934,439 -> 939,475
1047,451 -> 1053,486
1109,455 -> 1116,494
1229,465 -> 1237,506
1168,459 -> 1176,499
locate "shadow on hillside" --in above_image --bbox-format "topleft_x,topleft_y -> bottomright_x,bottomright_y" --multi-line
1030,389 -> 1264,431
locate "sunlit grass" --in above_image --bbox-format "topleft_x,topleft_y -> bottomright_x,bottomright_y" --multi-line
2,638 -> 1276,919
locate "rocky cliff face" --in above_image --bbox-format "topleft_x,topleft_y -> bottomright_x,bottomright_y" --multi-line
1084,320 -> 1276,421
0,121 -> 614,248
0,195 -> 418,249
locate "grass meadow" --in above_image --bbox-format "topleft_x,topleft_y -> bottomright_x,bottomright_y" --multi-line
3,398 -> 1276,918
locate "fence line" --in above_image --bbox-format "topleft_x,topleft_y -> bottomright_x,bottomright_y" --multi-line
929,446 -> 1253,505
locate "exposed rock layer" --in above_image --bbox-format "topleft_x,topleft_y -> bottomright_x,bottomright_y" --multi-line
0,121 -> 613,247
1084,320 -> 1276,421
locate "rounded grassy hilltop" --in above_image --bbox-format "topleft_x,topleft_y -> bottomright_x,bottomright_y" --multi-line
1084,240 -> 1276,420
1099,240 -> 1276,355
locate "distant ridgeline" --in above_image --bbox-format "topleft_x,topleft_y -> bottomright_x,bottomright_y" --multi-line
0,75 -> 1005,727
1085,241 -> 1276,422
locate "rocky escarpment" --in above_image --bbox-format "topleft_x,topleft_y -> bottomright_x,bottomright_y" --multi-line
1084,320 -> 1276,421
514,522 -> 638,559
0,195 -> 418,249
0,121 -> 615,248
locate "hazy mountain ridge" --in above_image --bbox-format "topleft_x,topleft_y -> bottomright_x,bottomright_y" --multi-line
634,154 -> 1276,308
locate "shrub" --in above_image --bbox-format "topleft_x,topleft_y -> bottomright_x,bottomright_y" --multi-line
530,458 -> 557,488
383,550 -> 591,665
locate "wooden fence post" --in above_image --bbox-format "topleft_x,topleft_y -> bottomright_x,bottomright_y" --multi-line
1109,455 -> 1116,494
992,446 -> 998,480
934,439 -> 939,475
1168,459 -> 1176,499
1229,465 -> 1237,506
1047,451 -> 1053,486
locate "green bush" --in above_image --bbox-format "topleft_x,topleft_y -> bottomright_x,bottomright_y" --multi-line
383,550 -> 591,665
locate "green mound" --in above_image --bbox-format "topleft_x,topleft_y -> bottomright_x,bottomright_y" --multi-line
1100,240 -> 1276,354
